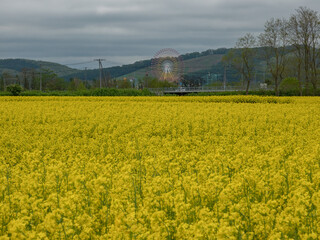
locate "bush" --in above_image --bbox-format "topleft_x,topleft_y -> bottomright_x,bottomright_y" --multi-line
7,84 -> 23,96
89,88 -> 155,96
186,90 -> 275,96
15,88 -> 155,96
280,78 -> 300,95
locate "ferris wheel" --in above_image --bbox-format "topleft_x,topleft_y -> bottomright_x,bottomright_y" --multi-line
151,48 -> 183,83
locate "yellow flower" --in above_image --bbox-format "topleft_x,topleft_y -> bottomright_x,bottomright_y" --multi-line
0,96 -> 319,238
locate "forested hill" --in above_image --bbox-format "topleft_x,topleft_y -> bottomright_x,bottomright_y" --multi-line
1,48 -> 263,83
0,49 -> 230,81
62,48 -> 230,80
0,59 -> 80,77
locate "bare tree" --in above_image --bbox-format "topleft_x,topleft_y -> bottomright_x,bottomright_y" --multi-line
235,33 -> 257,95
288,7 -> 320,94
308,10 -> 320,92
259,18 -> 288,96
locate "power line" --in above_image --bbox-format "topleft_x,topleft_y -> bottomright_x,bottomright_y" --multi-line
64,59 -> 123,67
65,60 -> 95,66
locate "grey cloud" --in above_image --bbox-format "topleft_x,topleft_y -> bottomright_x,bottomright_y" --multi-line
0,0 -> 319,67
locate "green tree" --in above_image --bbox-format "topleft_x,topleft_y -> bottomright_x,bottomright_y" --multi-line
68,78 -> 86,91
143,77 -> 175,88
7,84 -> 23,96
46,78 -> 67,90
117,78 -> 132,89
142,75 -> 152,88
41,68 -> 58,90
280,77 -> 300,95
283,55 -> 303,95
181,75 -> 202,87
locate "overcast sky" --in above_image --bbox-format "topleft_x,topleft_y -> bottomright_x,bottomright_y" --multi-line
0,0 -> 319,68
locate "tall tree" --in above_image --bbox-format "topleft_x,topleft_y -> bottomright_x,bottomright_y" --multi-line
288,7 -> 320,94
235,33 -> 257,95
308,9 -> 320,92
41,68 -> 58,90
259,18 -> 288,96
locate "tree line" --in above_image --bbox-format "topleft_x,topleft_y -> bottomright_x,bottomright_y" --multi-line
0,68 -> 87,92
223,6 -> 320,95
0,68 -> 176,93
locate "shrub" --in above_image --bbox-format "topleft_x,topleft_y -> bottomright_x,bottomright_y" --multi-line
6,84 -> 23,96
279,78 -> 300,95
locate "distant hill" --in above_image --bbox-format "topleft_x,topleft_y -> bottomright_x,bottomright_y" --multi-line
0,48 -> 269,84
0,59 -> 80,77
113,54 -> 225,80
63,59 -> 152,81
62,48 -> 231,81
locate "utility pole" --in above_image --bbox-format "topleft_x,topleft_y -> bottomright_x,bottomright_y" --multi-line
94,59 -> 106,88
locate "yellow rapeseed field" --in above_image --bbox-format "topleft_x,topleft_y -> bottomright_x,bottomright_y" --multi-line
0,96 -> 320,239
